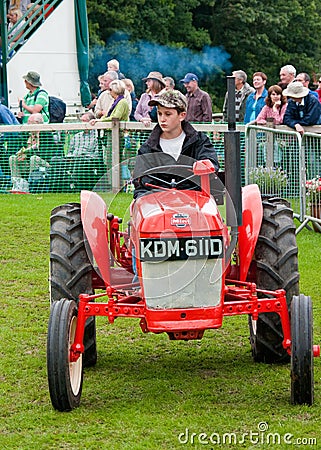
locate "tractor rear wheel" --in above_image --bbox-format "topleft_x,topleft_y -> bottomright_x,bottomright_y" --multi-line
291,294 -> 314,405
50,203 -> 97,367
47,299 -> 83,411
249,198 -> 299,363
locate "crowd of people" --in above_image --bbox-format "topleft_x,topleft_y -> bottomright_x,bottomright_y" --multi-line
87,61 -> 321,137
2,58 -> 321,193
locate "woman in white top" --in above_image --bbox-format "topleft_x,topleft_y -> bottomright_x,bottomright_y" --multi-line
7,8 -> 25,49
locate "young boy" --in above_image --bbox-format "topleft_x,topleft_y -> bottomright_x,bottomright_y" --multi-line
133,89 -> 219,198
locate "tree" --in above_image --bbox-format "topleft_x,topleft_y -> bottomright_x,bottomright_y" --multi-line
86,0 -> 321,109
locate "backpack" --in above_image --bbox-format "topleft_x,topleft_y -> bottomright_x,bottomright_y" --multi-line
34,89 -> 66,123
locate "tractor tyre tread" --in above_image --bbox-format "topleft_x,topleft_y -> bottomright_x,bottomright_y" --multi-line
49,203 -> 97,368
249,198 -> 299,363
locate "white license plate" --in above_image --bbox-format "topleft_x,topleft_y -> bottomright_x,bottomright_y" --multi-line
139,236 -> 223,261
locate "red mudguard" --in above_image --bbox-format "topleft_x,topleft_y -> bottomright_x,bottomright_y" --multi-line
238,184 -> 263,281
81,190 -> 111,285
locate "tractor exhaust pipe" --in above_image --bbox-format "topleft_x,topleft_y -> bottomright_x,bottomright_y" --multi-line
224,76 -> 242,227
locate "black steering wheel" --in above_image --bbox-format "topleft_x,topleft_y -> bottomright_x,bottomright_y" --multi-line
140,164 -> 198,190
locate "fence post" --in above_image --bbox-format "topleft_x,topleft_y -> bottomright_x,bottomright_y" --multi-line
265,118 -> 274,167
111,118 -> 120,193
245,127 -> 257,184
299,134 -> 306,222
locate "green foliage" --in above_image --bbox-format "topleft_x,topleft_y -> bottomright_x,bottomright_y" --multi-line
87,0 -> 321,109
249,166 -> 287,194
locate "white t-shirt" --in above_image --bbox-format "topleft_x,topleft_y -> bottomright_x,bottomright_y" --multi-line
160,131 -> 186,160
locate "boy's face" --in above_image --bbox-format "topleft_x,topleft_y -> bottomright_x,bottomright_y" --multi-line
157,106 -> 186,134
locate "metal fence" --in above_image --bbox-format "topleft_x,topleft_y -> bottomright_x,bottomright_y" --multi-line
245,124 -> 321,231
1,119 -> 321,231
0,120 -> 244,194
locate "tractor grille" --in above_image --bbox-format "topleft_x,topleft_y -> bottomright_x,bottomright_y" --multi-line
141,258 -> 223,309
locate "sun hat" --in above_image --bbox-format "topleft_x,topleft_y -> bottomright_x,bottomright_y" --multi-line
283,81 -> 309,98
142,71 -> 165,87
22,71 -> 42,87
148,89 -> 187,111
180,73 -> 199,83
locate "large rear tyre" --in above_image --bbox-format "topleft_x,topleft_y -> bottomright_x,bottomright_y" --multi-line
249,198 -> 299,363
50,203 -> 97,367
47,299 -> 83,411
291,294 -> 314,405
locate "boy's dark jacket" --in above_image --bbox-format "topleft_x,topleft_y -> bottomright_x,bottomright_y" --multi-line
133,120 -> 219,198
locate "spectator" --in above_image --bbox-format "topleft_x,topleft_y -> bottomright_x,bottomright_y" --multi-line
50,112 -> 103,192
294,72 -> 319,99
123,78 -> 138,121
316,77 -> 321,103
24,3 -> 42,38
0,100 -> 20,177
87,92 -> 97,112
8,0 -> 29,14
107,59 -> 125,79
67,112 -> 99,157
256,85 -> 288,125
96,74 -> 106,97
94,71 -> 132,119
283,81 -> 321,134
0,100 -> 20,125
163,76 -> 175,91
222,70 -> 254,122
17,71 -> 49,124
134,71 -> 165,126
87,74 -> 108,111
244,72 -> 268,124
279,64 -> 296,90
7,7 -> 25,49
180,72 -> 212,123
9,113 -> 56,191
132,89 -> 219,199
91,80 -> 129,123
26,2 -> 41,25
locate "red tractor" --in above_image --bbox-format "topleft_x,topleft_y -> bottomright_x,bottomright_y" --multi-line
47,156 -> 319,411
47,83 -> 319,410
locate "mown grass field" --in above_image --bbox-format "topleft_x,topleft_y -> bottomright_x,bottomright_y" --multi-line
0,192 -> 321,449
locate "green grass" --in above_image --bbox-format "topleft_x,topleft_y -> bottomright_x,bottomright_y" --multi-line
0,193 -> 321,449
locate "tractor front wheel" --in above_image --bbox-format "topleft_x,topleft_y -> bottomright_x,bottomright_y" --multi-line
47,299 -> 83,411
249,198 -> 299,363
50,203 -> 97,367
291,294 -> 314,405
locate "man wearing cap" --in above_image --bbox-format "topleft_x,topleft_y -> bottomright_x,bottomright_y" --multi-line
180,73 -> 212,123
17,71 -> 49,124
132,89 -> 219,198
283,81 -> 321,134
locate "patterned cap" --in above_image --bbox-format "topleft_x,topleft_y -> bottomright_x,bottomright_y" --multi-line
148,90 -> 187,111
